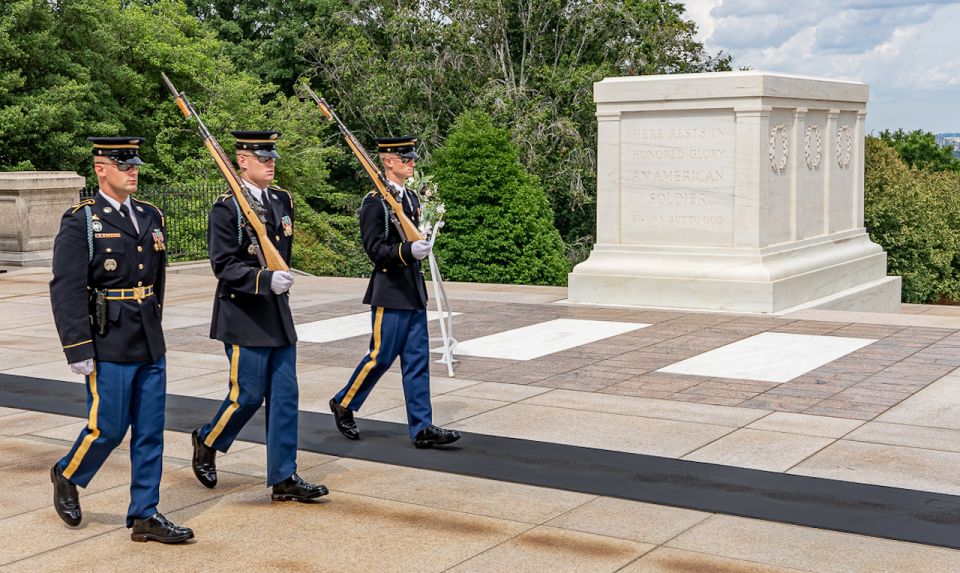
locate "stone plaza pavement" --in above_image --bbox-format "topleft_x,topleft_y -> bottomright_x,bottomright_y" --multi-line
2,264 -> 960,572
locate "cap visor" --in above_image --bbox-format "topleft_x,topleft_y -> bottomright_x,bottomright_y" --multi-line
400,151 -> 420,160
118,156 -> 144,166
254,149 -> 280,159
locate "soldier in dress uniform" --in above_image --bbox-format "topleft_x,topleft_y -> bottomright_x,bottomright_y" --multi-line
189,131 -> 327,502
328,136 -> 461,449
49,136 -> 194,543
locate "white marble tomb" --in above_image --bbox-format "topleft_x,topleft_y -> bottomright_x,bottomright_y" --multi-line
568,71 -> 901,313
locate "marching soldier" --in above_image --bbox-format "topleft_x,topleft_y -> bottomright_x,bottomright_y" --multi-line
328,136 -> 461,448
49,136 -> 193,543
189,131 -> 327,501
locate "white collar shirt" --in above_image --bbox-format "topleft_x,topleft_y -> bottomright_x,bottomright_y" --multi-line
242,180 -> 268,204
99,190 -> 139,233
387,179 -> 406,201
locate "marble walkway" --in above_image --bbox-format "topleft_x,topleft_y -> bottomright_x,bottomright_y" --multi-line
2,264 -> 960,572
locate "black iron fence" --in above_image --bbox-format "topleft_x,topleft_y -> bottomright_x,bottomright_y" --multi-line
81,182 -> 226,262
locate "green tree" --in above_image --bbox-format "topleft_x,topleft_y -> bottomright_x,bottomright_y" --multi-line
430,110 -> 569,286
864,136 -> 960,303
0,0 -> 358,275
298,0 -> 732,260
182,0 -> 347,95
878,129 -> 960,173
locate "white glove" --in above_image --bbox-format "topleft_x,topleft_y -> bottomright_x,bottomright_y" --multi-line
270,270 -> 294,294
69,359 -> 94,376
411,240 -> 432,261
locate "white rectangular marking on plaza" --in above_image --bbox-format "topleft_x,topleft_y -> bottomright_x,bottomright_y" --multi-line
297,311 -> 460,343
657,332 -> 876,383
438,318 -> 649,361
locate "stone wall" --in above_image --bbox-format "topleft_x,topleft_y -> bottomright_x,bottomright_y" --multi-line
0,172 -> 86,267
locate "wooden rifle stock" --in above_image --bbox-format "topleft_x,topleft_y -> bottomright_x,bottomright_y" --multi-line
297,81 -> 423,242
161,73 -> 289,272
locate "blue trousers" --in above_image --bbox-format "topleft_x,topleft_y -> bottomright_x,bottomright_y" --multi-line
58,357 -> 166,527
334,307 -> 432,440
198,344 -> 298,486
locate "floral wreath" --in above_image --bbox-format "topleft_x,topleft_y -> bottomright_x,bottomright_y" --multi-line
769,124 -> 789,173
804,124 -> 822,170
837,124 -> 852,169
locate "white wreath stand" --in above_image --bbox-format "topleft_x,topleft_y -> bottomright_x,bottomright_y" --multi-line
425,221 -> 458,376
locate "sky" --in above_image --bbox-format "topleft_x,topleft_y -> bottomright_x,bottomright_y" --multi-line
682,0 -> 960,134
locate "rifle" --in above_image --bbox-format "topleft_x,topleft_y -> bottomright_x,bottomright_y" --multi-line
161,73 -> 289,271
297,81 -> 423,242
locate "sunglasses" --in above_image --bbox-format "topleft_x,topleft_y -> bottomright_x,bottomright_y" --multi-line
239,153 -> 276,164
95,160 -> 139,172
390,156 -> 414,164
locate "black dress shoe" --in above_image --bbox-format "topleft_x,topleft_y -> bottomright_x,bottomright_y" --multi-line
130,512 -> 194,543
271,473 -> 329,502
50,463 -> 81,527
329,398 -> 359,440
414,425 -> 461,449
191,428 -> 217,488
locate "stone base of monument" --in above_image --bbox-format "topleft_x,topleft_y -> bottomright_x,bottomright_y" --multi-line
0,172 -> 85,268
0,250 -> 56,267
568,71 -> 902,314
568,230 -> 901,314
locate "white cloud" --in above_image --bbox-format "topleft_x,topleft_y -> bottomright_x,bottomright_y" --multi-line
684,0 -> 960,132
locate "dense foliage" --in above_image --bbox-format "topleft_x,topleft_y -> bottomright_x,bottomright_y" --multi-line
430,111 -> 569,285
0,0 -> 364,274
1,0 -> 730,283
878,129 -> 960,173
864,137 -> 960,303
300,0 -> 732,257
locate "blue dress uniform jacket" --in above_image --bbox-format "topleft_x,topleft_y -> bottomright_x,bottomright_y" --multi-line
208,186 -> 297,347
50,193 -> 167,363
360,190 -> 428,310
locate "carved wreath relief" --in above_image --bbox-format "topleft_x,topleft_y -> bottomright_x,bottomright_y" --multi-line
836,124 -> 852,168
769,124 -> 788,173
804,125 -> 822,170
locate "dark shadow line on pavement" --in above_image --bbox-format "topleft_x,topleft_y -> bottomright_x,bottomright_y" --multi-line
3,373 -> 959,549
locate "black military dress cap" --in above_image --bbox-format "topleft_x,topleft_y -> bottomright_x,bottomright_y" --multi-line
376,137 -> 420,159
232,130 -> 281,159
87,136 -> 145,165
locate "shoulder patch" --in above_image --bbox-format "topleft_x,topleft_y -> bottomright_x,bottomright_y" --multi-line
132,197 -> 163,216
269,185 -> 294,209
70,198 -> 96,214
132,197 -> 165,226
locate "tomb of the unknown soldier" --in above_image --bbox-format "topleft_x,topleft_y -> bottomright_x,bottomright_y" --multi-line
569,71 -> 902,314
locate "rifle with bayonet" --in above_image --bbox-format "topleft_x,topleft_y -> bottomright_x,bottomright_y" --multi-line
297,80 -> 423,242
161,72 -> 289,271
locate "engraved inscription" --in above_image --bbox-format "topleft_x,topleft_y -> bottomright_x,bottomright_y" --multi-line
634,169 -> 724,183
620,113 -> 735,246
633,127 -> 726,139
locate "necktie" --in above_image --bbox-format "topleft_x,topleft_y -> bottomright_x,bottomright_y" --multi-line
118,204 -> 138,234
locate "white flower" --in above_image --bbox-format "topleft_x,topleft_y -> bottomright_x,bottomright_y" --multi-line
436,204 -> 446,214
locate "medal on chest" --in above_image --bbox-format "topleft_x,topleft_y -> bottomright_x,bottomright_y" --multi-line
151,228 -> 166,251
281,215 -> 293,237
